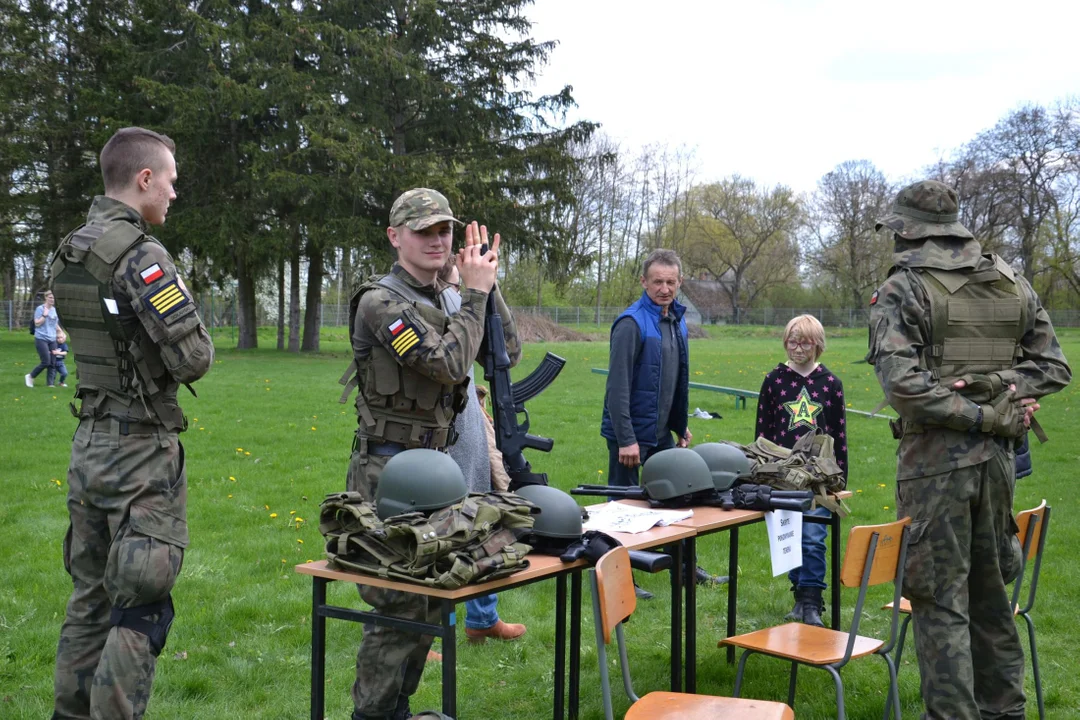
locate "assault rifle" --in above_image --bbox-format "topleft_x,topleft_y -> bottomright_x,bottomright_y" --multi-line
571,482 -> 814,513
481,252 -> 565,491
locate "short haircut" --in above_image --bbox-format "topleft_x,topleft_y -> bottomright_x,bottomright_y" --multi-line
100,127 -> 176,192
783,314 -> 826,360
641,249 -> 682,278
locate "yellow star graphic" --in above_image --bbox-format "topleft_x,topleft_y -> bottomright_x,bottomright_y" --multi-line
783,386 -> 823,430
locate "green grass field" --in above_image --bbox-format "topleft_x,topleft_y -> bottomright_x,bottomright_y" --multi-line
2,326 -> 1077,719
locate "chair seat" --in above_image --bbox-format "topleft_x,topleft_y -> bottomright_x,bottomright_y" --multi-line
627,691 -> 794,720
721,622 -> 884,664
887,596 -> 1023,616
883,598 -> 912,614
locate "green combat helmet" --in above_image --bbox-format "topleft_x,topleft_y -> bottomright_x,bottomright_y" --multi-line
640,448 -> 714,501
375,449 -> 468,520
515,485 -> 584,542
692,443 -> 751,491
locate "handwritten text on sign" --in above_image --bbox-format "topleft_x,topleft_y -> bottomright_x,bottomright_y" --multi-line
765,509 -> 803,576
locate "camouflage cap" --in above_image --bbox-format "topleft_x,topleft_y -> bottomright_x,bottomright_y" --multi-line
875,180 -> 973,241
389,188 -> 463,231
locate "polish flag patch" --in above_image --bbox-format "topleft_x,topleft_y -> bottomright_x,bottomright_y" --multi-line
388,318 -> 405,336
140,263 -> 164,285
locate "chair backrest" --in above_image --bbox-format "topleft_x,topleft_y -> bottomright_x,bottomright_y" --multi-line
594,546 -> 637,645
1015,500 -> 1048,562
840,517 -> 912,588
1012,501 -> 1050,614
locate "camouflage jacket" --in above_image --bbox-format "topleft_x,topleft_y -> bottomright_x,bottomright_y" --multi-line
347,263 -> 520,447
52,196 -> 213,424
868,237 -> 1071,479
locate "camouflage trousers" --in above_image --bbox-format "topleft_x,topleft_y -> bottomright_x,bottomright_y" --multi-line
53,419 -> 188,720
896,444 -> 1025,720
347,445 -> 440,718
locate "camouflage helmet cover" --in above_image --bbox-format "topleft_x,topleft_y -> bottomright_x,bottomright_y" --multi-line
875,180 -> 974,241
389,188 -> 463,231
514,484 -> 584,540
375,449 -> 468,520
640,448 -> 715,501
691,442 -> 751,492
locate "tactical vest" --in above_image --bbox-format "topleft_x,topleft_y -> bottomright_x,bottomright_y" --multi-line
339,273 -> 468,449
319,491 -> 536,589
50,222 -> 185,431
737,432 -> 849,516
897,254 -> 1028,435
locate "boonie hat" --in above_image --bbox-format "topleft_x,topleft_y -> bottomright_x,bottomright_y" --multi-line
876,180 -> 973,241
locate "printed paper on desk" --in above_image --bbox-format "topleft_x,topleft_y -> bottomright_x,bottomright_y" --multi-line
765,509 -> 803,576
582,501 -> 693,534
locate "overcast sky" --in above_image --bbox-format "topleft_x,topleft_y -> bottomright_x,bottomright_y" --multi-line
526,0 -> 1080,193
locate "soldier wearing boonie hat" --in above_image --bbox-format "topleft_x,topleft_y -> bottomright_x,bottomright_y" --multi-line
867,180 -> 1070,720
337,186 -> 520,719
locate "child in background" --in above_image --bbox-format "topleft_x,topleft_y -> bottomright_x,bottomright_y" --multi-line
53,328 -> 70,388
754,314 -> 848,627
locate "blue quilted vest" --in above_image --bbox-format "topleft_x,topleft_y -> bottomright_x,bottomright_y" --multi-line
600,292 -> 689,448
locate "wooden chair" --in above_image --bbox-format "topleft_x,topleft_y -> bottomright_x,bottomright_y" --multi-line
721,518 -> 912,720
590,546 -> 794,720
883,501 -> 1051,720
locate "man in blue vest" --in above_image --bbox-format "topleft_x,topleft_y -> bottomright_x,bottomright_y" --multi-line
600,249 -> 725,594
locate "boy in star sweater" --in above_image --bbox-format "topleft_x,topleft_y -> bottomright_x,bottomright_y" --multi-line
755,314 -> 848,626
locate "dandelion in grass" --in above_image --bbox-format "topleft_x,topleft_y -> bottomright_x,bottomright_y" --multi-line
878,483 -> 886,488
228,494 -> 233,499
281,559 -> 286,564
297,539 -> 304,544
884,506 -> 890,510
264,504 -> 270,510
229,476 -> 236,482
290,510 -> 296,515
236,447 -> 243,453
311,426 -> 316,431
244,451 -> 250,456
270,513 -> 278,519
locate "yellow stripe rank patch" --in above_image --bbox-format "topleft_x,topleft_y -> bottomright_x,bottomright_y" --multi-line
390,326 -> 421,357
147,282 -> 190,318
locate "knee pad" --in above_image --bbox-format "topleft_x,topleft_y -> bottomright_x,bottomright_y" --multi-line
110,595 -> 175,656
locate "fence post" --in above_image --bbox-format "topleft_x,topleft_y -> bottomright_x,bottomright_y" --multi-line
555,306 -> 559,324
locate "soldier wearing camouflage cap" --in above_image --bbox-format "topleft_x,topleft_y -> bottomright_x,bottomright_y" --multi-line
867,179 -> 1070,720
49,127 -> 214,719
338,187 -> 520,720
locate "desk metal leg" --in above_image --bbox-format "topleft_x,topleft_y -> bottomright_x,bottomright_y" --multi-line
555,575 -> 567,720
831,512 -> 842,630
684,537 -> 697,693
727,527 -> 739,664
670,541 -> 683,693
311,578 -> 327,720
441,600 -> 457,718
569,572 -> 582,720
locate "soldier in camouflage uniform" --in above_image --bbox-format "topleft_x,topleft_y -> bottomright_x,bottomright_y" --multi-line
868,180 -> 1070,720
49,127 -> 214,719
339,187 -> 517,720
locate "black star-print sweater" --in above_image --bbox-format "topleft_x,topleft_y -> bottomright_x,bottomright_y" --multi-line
754,362 -> 848,477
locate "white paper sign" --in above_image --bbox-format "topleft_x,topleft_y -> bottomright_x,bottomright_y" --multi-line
765,509 -> 803,576
582,501 -> 693,534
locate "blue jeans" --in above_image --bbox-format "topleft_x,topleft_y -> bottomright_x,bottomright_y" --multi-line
464,594 -> 499,630
30,337 -> 57,385
788,505 -> 831,590
605,431 -> 676,494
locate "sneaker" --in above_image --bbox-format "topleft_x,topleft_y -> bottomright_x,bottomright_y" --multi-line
47,385 -> 56,388
688,566 -> 729,586
633,583 -> 654,601
60,383 -> 68,387
465,619 -> 527,643
426,649 -> 442,662
24,374 -> 33,388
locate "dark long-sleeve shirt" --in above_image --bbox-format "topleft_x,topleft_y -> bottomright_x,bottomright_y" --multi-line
606,314 -> 682,447
755,362 -> 848,477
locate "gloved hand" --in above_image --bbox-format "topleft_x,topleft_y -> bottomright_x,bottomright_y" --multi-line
979,390 -> 1027,439
952,373 -> 1005,404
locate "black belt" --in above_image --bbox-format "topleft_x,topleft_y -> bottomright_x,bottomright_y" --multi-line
88,418 -> 163,436
368,440 -> 409,457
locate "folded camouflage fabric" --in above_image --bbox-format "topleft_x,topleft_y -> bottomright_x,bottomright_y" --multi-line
319,491 -> 536,589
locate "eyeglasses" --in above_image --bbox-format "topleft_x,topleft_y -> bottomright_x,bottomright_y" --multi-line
786,340 -> 814,351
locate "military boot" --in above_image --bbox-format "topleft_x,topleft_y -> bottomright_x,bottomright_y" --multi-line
784,584 -> 804,623
796,586 -> 825,628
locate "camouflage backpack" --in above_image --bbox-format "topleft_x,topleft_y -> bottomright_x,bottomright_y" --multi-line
732,430 -> 850,516
319,491 -> 536,589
